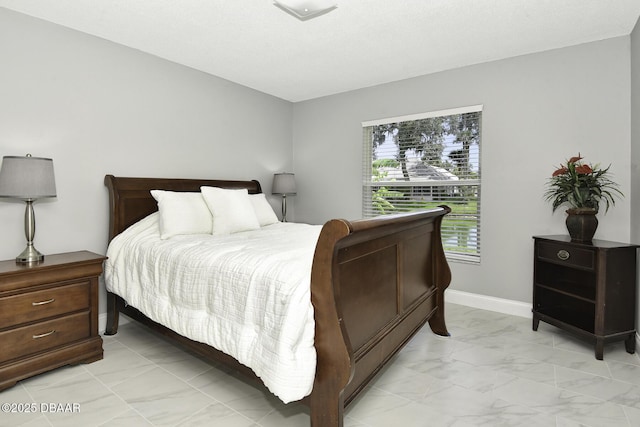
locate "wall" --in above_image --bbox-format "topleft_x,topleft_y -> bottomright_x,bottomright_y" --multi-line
293,37 -> 633,306
0,9 -> 294,314
631,17 -> 640,331
2,7 -> 636,320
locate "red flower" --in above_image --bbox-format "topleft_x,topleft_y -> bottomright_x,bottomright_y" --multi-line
567,154 -> 583,164
550,154 -> 592,177
552,167 -> 568,177
575,164 -> 593,174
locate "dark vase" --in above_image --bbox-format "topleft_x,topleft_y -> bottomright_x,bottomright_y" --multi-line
565,208 -> 598,242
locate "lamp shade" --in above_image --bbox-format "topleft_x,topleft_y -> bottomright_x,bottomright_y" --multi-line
272,173 -> 296,195
0,155 -> 56,200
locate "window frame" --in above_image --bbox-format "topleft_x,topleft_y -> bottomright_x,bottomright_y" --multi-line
362,105 -> 483,264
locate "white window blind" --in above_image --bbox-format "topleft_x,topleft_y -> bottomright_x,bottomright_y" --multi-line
362,105 -> 482,263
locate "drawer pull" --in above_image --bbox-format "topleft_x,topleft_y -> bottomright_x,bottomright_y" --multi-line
32,330 -> 56,339
32,298 -> 55,306
557,250 -> 570,261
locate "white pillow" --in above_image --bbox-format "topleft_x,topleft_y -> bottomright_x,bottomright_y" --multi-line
250,193 -> 280,226
200,186 -> 261,235
150,190 -> 212,239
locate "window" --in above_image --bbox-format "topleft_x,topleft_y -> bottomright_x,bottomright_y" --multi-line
362,105 -> 482,263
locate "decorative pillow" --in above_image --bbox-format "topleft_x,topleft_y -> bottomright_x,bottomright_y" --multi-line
150,190 -> 212,239
200,186 -> 261,235
250,193 -> 280,226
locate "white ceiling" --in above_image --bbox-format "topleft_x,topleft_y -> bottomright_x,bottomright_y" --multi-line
2,0 -> 640,102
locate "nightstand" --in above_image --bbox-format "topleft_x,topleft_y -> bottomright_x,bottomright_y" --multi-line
533,235 -> 639,360
0,251 -> 106,390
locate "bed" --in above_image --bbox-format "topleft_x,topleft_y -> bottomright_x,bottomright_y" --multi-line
103,174 -> 452,426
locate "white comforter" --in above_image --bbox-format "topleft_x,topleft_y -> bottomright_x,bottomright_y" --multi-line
104,213 -> 322,403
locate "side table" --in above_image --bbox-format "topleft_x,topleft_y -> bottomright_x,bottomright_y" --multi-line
0,251 -> 106,390
533,235 -> 638,360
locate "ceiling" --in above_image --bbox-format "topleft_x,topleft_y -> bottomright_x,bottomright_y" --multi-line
1,0 -> 640,102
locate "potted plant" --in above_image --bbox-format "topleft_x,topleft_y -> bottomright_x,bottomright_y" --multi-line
544,153 -> 623,242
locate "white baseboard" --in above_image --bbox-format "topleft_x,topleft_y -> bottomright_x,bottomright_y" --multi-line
99,313 -> 107,334
446,289 -> 533,319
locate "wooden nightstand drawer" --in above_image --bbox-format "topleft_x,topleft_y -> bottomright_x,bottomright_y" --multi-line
0,311 -> 91,364
536,241 -> 595,270
0,281 -> 90,328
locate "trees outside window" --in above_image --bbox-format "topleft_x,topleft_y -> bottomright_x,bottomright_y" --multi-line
362,106 -> 482,263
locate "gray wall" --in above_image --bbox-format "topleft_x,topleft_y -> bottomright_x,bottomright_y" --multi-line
631,17 -> 640,332
1,7 -> 638,317
0,9 -> 294,314
292,37 -> 633,305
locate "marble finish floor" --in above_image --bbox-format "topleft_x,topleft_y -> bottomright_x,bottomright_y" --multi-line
3,302 -> 640,427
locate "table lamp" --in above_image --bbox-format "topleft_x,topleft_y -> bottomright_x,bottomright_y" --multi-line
272,173 -> 296,222
0,154 -> 57,264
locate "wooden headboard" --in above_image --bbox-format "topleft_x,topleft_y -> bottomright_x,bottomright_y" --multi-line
104,175 -> 262,242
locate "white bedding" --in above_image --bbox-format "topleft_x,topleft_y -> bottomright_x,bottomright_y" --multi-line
104,212 -> 322,403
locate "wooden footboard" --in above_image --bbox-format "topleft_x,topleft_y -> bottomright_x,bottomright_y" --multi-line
309,208 -> 451,426
103,175 -> 451,427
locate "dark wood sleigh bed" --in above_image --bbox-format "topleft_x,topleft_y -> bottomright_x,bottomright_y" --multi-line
103,174 -> 452,427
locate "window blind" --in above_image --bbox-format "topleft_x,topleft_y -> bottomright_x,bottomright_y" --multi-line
362,106 -> 482,263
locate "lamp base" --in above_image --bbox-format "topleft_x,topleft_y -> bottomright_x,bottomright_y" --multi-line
16,199 -> 44,264
16,244 -> 44,264
281,194 -> 288,222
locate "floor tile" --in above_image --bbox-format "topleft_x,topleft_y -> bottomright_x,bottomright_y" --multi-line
176,402 -> 257,427
98,409 -> 154,426
111,367 -> 215,426
84,340 -> 156,387
1,302 -> 639,426
24,370 -> 131,427
135,340 -> 214,382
